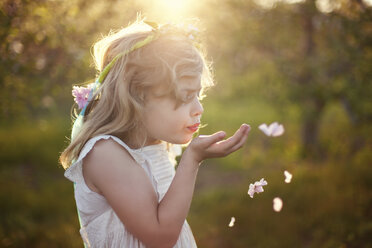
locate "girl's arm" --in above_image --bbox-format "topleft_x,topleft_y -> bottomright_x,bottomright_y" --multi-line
83,124 -> 250,248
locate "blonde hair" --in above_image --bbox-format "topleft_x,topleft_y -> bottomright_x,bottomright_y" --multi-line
59,19 -> 214,169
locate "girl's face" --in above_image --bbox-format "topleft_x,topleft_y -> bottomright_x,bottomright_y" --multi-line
142,76 -> 203,145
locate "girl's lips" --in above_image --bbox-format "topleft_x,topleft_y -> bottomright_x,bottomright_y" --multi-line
187,123 -> 200,132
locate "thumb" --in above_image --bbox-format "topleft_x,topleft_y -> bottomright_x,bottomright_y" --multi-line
199,131 -> 226,147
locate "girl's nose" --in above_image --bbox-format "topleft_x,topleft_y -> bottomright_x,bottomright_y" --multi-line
192,98 -> 204,117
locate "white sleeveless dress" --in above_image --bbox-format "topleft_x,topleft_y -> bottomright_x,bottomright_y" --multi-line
64,135 -> 197,248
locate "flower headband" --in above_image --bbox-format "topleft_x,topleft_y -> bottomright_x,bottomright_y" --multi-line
70,21 -> 201,141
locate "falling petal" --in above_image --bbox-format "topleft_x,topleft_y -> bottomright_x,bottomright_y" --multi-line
248,178 -> 268,198
284,170 -> 292,183
248,184 -> 255,198
271,123 -> 285,137
228,217 -> 235,227
259,122 -> 285,137
268,122 -> 278,134
259,178 -> 268,186
273,197 -> 283,212
258,123 -> 270,136
255,185 -> 264,193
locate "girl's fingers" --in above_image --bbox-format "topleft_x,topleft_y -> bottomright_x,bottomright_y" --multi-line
218,124 -> 250,151
199,131 -> 226,148
229,127 -> 250,153
194,124 -> 250,159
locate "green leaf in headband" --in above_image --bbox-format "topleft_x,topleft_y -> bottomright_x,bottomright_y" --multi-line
144,20 -> 159,30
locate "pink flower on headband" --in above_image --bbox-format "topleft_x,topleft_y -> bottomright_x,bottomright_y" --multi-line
72,84 -> 94,109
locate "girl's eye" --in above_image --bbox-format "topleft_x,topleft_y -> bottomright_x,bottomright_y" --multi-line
183,94 -> 194,102
181,90 -> 202,104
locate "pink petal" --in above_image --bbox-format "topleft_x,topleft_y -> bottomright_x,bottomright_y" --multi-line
259,178 -> 268,185
255,186 -> 264,193
248,184 -> 255,198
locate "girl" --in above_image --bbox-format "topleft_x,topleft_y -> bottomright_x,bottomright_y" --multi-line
60,19 -> 250,248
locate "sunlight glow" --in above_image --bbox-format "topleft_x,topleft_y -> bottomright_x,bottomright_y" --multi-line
160,0 -> 188,13
253,0 -> 305,9
315,0 -> 341,13
143,0 -> 198,22
363,0 -> 372,6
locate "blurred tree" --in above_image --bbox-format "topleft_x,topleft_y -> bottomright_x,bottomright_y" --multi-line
0,1 -> 142,246
202,0 -> 372,159
286,0 -> 372,158
0,0 -> 139,123
0,0 -> 371,246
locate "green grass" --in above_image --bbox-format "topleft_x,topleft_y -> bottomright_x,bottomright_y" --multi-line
0,99 -> 371,247
190,156 -> 372,248
0,117 -> 82,247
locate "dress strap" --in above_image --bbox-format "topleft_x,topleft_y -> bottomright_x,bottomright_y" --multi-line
64,135 -> 145,183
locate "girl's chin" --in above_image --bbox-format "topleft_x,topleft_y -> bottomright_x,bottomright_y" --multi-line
169,135 -> 193,145
180,135 -> 194,144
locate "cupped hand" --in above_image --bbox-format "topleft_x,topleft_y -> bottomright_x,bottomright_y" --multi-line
185,124 -> 251,164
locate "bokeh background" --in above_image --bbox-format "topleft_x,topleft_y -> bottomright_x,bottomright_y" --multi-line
1,0 -> 372,247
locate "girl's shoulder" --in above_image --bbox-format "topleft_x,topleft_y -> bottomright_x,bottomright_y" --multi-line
84,137 -> 133,163
80,136 -> 141,194
64,135 -> 144,183
83,135 -> 133,154
82,135 -> 145,163
85,136 -> 130,157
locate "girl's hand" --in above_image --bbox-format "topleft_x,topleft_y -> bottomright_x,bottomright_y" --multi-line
184,124 -> 251,164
